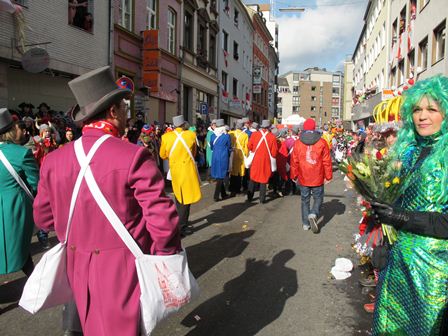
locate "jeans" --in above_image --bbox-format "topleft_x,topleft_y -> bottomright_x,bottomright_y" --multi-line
299,184 -> 324,226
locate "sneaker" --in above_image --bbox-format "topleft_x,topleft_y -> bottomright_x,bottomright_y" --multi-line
303,225 -> 311,231
308,214 -> 319,233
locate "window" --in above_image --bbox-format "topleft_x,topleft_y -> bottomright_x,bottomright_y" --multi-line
332,87 -> 340,95
292,96 -> 299,103
232,78 -> 238,97
311,106 -> 316,112
118,0 -> 133,31
311,86 -> 316,91
197,22 -> 207,58
311,96 -> 317,101
146,0 -> 157,30
293,73 -> 299,82
407,50 -> 415,78
233,41 -> 239,60
223,30 -> 228,51
167,8 -> 176,54
432,21 -> 446,64
418,36 -> 428,70
293,86 -> 299,93
419,0 -> 429,11
332,75 -> 340,83
398,59 -> 405,85
209,33 -> 216,67
390,66 -> 397,86
292,106 -> 299,112
69,0 -> 94,32
222,72 -> 228,92
184,11 -> 193,50
234,9 -> 239,26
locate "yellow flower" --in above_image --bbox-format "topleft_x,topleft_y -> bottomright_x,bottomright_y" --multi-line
392,177 -> 400,184
385,181 -> 391,188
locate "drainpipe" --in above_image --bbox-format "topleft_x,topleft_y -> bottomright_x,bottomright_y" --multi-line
108,0 -> 114,67
216,1 -> 221,119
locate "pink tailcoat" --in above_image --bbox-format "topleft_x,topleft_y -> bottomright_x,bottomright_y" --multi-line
33,129 -> 181,335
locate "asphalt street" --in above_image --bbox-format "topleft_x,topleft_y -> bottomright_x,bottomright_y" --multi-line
0,168 -> 373,335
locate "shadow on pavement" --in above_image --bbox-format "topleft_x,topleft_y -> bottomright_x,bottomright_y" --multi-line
0,276 -> 26,315
186,230 -> 255,278
319,198 -> 346,231
190,201 -> 257,233
181,250 -> 298,335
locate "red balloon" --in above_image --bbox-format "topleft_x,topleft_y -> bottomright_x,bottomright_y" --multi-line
403,85 -> 409,90
398,91 -> 402,95
408,78 -> 415,85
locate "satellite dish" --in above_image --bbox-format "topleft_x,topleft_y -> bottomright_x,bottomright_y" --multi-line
21,48 -> 50,73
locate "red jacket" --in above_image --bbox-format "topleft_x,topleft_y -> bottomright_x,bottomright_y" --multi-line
290,131 -> 332,187
248,130 -> 278,183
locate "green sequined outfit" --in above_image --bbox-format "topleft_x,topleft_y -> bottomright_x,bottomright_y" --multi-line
373,134 -> 448,336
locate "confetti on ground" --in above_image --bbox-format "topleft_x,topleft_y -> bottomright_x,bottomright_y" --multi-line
194,315 -> 201,321
242,224 -> 249,231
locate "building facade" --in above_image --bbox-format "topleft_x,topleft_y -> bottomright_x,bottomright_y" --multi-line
0,0 -> 110,111
277,76 -> 292,121
279,68 -> 344,126
180,0 -> 219,125
246,5 -> 273,122
351,0 -> 389,125
218,0 -> 253,126
343,58 -> 354,129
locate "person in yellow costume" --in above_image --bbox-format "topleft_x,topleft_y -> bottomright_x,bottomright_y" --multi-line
228,119 -> 249,197
160,115 -> 201,236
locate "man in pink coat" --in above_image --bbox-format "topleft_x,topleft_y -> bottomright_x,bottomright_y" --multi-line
33,66 -> 181,336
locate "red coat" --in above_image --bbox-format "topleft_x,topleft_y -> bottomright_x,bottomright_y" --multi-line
277,140 -> 289,181
34,129 -> 181,336
248,130 -> 278,183
290,133 -> 332,187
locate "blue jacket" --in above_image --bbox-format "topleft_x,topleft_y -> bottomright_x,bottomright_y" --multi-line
210,133 -> 231,179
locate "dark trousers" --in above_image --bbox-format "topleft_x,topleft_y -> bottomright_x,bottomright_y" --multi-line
229,175 -> 242,193
214,179 -> 228,200
248,180 -> 267,203
62,301 -> 82,334
22,254 -> 34,278
242,169 -> 249,190
175,199 -> 191,229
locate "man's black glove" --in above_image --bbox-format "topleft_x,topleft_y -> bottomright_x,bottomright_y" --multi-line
370,201 -> 410,229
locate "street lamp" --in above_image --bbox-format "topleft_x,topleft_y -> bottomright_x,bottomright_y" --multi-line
278,7 -> 305,12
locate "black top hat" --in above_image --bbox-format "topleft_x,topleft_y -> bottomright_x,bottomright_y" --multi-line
68,66 -> 132,122
38,102 -> 50,110
0,108 -> 14,135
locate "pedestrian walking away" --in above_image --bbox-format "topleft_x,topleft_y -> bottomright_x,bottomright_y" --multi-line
210,119 -> 231,201
290,118 -> 332,233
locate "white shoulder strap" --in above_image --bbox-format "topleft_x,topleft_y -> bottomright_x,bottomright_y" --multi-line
235,131 -> 247,159
0,149 -> 34,201
174,130 -> 196,163
262,132 -> 274,160
74,137 -> 144,258
213,133 -> 222,146
252,132 -> 266,155
168,132 -> 181,158
64,135 -> 111,243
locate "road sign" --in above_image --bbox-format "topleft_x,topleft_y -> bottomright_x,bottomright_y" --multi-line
116,76 -> 135,93
199,102 -> 208,115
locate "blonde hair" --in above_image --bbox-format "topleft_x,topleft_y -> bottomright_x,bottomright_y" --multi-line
0,123 -> 17,143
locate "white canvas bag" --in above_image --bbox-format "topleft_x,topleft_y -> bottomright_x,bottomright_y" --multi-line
262,133 -> 277,172
19,134 -> 111,314
74,139 -> 199,336
244,132 -> 266,169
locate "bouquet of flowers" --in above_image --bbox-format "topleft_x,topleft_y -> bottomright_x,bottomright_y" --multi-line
339,148 -> 402,244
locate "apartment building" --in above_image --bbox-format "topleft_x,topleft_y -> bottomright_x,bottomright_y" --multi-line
277,76 -> 292,121
343,58 -> 355,129
389,0 -> 447,85
0,1 -> 110,110
352,0 -> 389,124
259,4 -> 280,119
218,0 -> 253,125
180,0 -> 219,124
279,68 -> 344,126
246,4 -> 274,122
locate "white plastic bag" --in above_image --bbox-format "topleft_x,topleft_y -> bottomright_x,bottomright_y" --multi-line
244,151 -> 255,168
137,251 -> 200,335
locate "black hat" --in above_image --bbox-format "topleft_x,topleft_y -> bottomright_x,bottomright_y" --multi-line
18,102 -> 34,109
38,102 -> 50,110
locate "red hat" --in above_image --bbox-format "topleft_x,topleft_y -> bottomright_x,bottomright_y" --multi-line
303,118 -> 316,131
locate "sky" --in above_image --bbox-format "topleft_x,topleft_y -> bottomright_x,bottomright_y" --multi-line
245,0 -> 368,75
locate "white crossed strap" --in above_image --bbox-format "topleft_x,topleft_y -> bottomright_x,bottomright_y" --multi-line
74,136 -> 144,258
0,149 -> 35,201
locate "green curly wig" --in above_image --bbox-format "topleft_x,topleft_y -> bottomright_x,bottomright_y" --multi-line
391,75 -> 448,202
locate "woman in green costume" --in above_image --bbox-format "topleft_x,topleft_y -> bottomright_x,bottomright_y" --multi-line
371,75 -> 448,335
0,108 -> 39,276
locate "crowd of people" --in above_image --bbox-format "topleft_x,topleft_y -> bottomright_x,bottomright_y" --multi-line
1,67 -> 448,335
